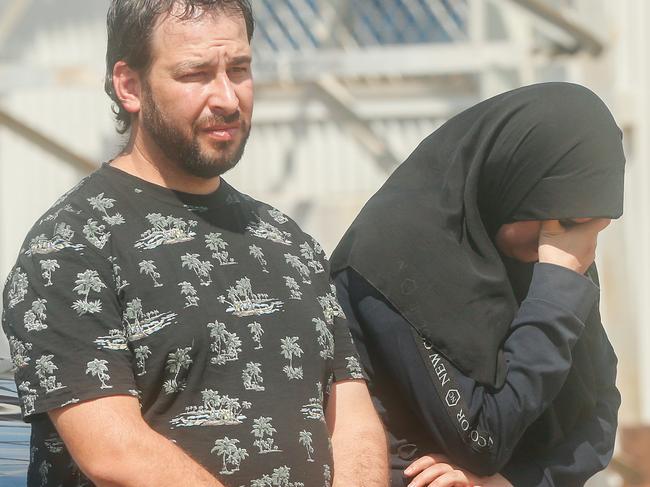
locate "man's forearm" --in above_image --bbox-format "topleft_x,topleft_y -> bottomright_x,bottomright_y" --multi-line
326,380 -> 388,487
50,396 -> 224,487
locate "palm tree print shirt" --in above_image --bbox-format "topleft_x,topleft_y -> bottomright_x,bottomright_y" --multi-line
2,164 -> 365,487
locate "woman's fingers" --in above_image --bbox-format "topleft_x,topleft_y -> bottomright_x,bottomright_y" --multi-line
428,469 -> 474,487
406,463 -> 454,487
405,454 -> 452,477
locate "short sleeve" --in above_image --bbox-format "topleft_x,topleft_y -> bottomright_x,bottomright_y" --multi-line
328,283 -> 367,383
2,243 -> 136,421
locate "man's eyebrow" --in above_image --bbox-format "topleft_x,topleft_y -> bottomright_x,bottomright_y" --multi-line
230,55 -> 252,65
171,60 -> 213,75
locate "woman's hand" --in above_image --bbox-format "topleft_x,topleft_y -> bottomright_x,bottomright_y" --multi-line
404,454 -> 513,487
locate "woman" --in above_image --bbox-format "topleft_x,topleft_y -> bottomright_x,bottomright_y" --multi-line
330,83 -> 625,486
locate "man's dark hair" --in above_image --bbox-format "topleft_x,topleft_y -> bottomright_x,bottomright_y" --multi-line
105,0 -> 254,134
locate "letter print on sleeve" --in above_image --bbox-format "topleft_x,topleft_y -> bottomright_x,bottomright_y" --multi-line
85,359 -> 113,389
87,193 -> 125,226
139,260 -> 163,287
71,270 -> 106,316
211,437 -> 248,476
280,337 -> 304,380
251,416 -> 282,453
170,389 -> 252,427
39,259 -> 60,287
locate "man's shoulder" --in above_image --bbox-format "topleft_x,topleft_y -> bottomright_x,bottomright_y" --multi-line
19,170 -> 107,257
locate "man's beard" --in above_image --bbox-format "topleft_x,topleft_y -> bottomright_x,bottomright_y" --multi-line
140,87 -> 250,180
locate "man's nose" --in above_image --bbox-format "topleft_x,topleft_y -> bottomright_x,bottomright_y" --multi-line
207,73 -> 239,115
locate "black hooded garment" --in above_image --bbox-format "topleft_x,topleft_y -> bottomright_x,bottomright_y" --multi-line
330,83 -> 625,486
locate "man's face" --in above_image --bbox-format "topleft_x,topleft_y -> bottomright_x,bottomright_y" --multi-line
139,10 -> 253,179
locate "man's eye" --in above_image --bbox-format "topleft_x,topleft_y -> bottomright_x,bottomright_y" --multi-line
181,72 -> 208,80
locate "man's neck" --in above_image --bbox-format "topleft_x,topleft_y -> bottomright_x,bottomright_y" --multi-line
111,135 -> 221,195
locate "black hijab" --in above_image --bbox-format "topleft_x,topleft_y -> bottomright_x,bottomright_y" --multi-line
330,82 -> 625,387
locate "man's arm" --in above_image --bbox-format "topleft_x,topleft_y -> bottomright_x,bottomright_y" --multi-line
325,379 -> 388,487
50,395 -> 224,487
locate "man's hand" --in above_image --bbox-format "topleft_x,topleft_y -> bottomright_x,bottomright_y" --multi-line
50,395 -> 224,487
538,218 -> 610,274
404,454 -> 513,487
325,379 -> 388,487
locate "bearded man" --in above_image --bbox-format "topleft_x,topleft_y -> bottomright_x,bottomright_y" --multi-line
1,1 -> 387,485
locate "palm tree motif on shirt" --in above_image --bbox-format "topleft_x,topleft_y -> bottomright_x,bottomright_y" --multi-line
300,382 -> 325,421
299,243 -> 325,274
181,253 -> 213,286
345,356 -> 365,380
313,318 -> 334,359
40,203 -> 80,224
35,354 -> 65,393
323,465 -> 332,487
83,218 -> 110,249
318,285 -> 346,325
94,329 -> 128,351
8,336 -> 32,368
71,270 -> 106,316
298,430 -> 315,462
242,362 -> 265,391
7,267 -> 29,308
249,466 -> 305,487
44,436 -> 65,454
134,345 -> 151,376
249,245 -> 269,273
218,277 -> 283,317
179,281 -> 199,308
284,253 -> 311,284
109,256 -> 129,291
134,213 -> 197,250
268,208 -> 289,224
163,346 -> 193,393
205,233 -> 237,266
283,276 -> 302,300
122,298 -> 178,341
208,320 -> 242,365
248,321 -> 264,350
39,460 -> 52,487
211,437 -> 248,475
280,336 -> 304,380
246,219 -> 293,246
85,359 -> 113,389
24,298 -> 48,332
40,259 -> 59,287
139,260 -> 163,287
25,222 -> 85,256
18,381 -> 37,415
251,416 -> 281,453
170,389 -> 252,427
88,193 -> 125,226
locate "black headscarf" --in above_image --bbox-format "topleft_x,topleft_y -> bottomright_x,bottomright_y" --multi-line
330,82 -> 625,387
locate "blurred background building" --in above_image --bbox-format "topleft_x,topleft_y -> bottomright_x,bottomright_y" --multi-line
0,0 -> 648,484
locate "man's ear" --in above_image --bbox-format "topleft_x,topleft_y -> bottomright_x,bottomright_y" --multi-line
113,61 -> 142,115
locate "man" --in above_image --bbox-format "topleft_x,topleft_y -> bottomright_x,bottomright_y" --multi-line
2,1 -> 387,485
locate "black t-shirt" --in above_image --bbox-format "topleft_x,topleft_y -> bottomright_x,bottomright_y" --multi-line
2,164 -> 365,487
